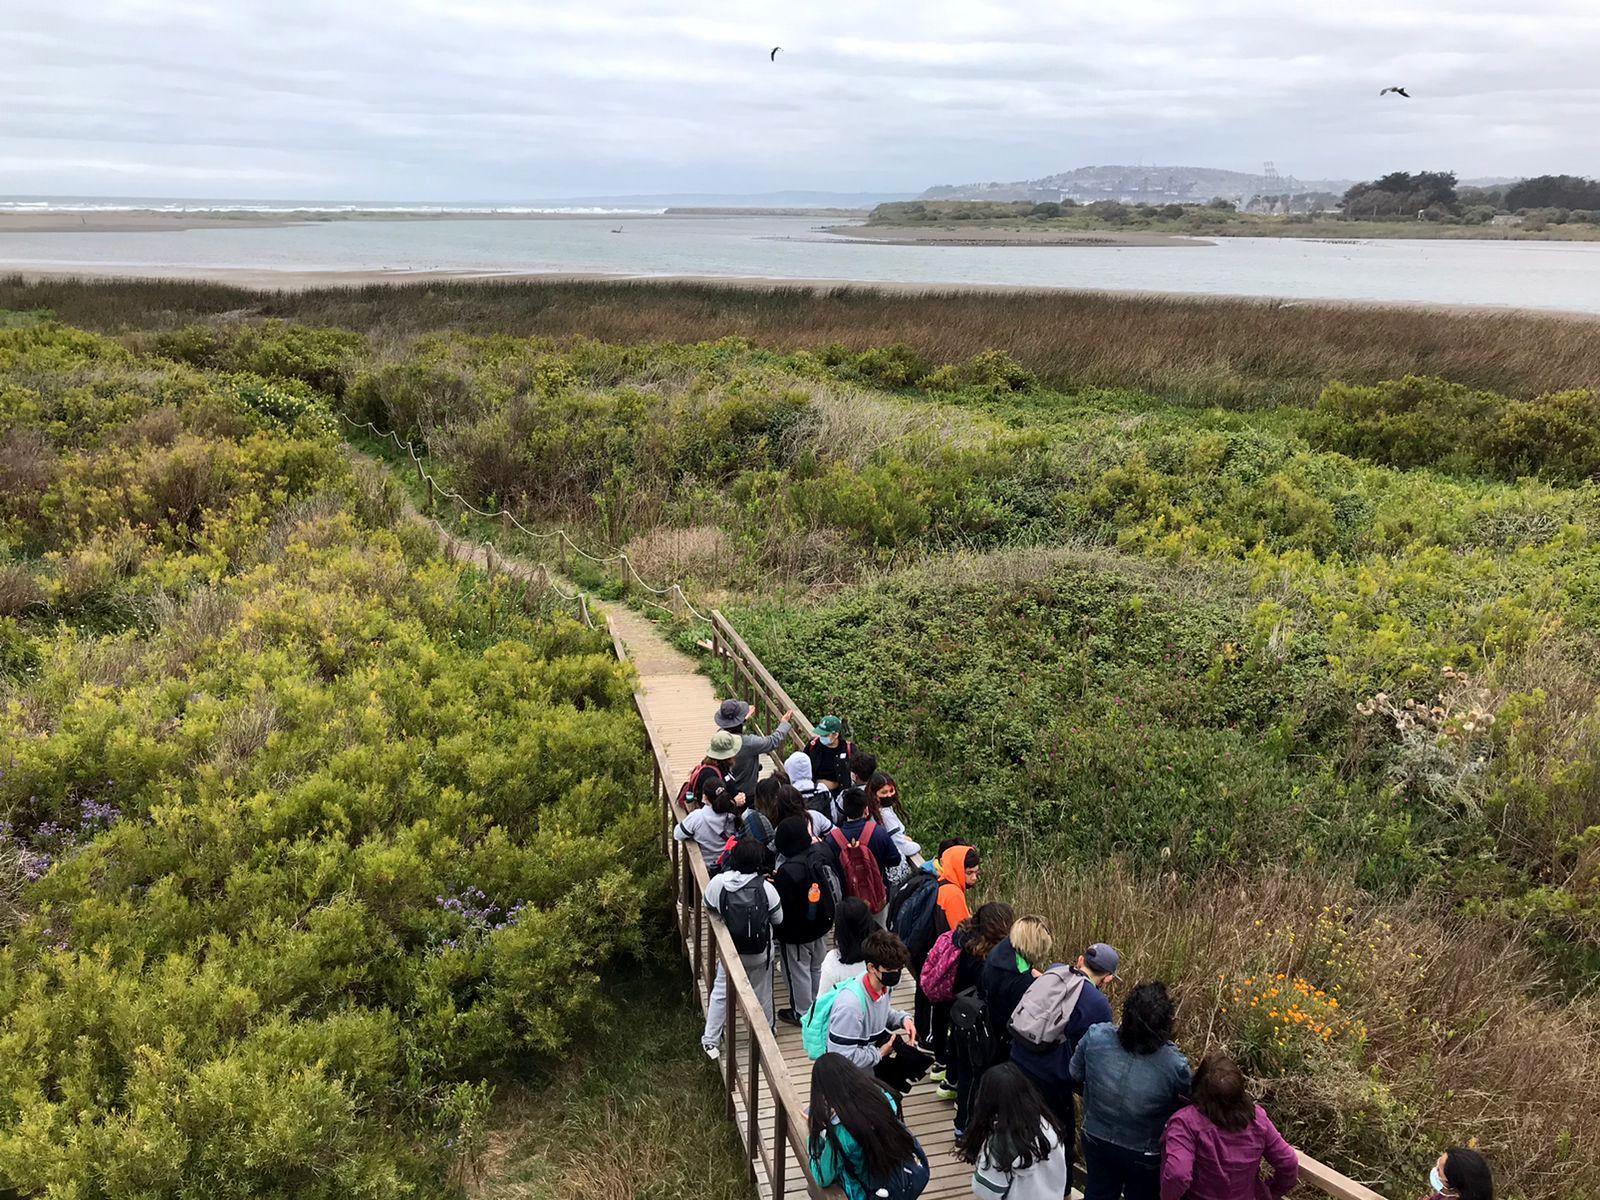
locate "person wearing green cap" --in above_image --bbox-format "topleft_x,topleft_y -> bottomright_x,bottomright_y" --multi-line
805,715 -> 856,796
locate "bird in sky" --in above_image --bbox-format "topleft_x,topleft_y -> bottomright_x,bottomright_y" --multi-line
770,46 -> 782,61
1379,86 -> 1411,98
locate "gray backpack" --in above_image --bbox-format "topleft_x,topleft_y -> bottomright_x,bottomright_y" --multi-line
716,875 -> 773,958
1008,965 -> 1087,1052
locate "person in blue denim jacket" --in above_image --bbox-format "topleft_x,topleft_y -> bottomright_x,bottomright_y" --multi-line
1069,982 -> 1192,1200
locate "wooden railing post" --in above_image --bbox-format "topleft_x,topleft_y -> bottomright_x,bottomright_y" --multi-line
774,1094 -> 789,1199
692,890 -> 704,986
745,1017 -> 760,1180
724,961 -> 738,1120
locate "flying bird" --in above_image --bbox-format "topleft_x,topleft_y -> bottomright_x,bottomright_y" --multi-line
770,46 -> 782,61
1379,86 -> 1410,98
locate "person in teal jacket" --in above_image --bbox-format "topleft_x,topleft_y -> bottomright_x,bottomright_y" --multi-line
808,1052 -> 924,1200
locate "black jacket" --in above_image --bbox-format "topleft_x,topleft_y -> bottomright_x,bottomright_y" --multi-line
805,736 -> 855,790
771,844 -> 835,944
981,937 -> 1035,1046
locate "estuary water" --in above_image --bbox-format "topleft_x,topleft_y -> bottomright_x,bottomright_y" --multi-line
2,214 -> 1598,313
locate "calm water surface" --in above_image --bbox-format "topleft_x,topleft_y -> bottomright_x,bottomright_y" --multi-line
3,215 -> 1599,313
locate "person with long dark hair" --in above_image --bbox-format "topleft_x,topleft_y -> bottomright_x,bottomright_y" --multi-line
956,1061 -> 1068,1200
1160,1052 -> 1298,1200
774,779 -> 834,848
1426,1147 -> 1493,1200
1070,982 -> 1192,1200
808,1052 -> 928,1200
818,897 -> 888,999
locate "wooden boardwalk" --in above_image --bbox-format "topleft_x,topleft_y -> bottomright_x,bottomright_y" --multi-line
366,421 -> 1391,1200
615,609 -> 1388,1200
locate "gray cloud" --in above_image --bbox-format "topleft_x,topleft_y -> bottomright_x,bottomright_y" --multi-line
1,0 -> 1596,199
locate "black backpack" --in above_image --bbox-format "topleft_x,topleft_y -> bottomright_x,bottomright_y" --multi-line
715,874 -> 773,957
948,987 -> 998,1071
778,847 -> 838,942
888,871 -> 941,963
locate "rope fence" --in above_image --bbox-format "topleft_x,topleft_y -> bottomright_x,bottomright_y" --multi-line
341,413 -> 713,626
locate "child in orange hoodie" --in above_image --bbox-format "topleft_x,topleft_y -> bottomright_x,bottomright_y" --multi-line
936,843 -> 981,930
923,843 -> 981,1086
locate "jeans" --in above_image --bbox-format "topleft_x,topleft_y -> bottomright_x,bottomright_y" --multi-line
702,950 -> 775,1048
781,936 -> 827,1014
1081,1131 -> 1160,1200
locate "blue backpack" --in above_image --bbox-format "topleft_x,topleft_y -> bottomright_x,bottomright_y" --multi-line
801,976 -> 868,1060
827,1125 -> 931,1200
888,870 -> 942,962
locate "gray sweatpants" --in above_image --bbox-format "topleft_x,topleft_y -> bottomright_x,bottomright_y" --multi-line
702,950 -> 775,1049
781,936 -> 828,1014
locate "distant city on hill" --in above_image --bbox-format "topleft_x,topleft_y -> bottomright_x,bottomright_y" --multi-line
922,164 -> 1353,206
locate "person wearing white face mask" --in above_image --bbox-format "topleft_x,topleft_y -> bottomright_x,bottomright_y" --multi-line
805,715 -> 856,796
1425,1147 -> 1492,1200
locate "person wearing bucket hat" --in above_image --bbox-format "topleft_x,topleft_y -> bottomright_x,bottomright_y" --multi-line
805,714 -> 856,795
677,730 -> 740,812
673,735 -> 748,869
714,697 -> 794,798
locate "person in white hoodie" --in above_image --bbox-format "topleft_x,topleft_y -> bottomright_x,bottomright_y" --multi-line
784,750 -> 832,816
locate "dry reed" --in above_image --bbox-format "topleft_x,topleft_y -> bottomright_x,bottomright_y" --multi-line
1000,857 -> 1600,1199
7,276 -> 1599,407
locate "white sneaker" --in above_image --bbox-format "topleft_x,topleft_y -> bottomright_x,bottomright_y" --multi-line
703,1043 -> 721,1061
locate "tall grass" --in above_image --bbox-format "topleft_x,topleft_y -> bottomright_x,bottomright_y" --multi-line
1002,858 -> 1600,1200
5,275 -> 1598,407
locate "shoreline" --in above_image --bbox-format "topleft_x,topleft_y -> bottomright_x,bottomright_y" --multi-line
821,224 -> 1210,248
826,220 -> 1600,245
6,264 -> 1600,321
0,209 -> 850,234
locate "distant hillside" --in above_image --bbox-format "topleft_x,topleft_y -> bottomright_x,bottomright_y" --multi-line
924,165 -> 1353,204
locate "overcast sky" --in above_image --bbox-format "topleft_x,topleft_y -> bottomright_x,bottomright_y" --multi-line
2,0 -> 1596,200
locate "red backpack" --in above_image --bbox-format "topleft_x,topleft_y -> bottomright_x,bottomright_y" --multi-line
828,820 -> 888,913
675,763 -> 723,811
919,929 -> 962,1004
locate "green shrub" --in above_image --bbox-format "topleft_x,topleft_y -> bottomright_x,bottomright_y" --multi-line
152,320 -> 366,397
0,326 -> 657,1197
1310,374 -> 1600,482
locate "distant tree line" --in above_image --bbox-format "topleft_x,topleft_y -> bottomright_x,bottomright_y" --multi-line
1339,171 -> 1600,226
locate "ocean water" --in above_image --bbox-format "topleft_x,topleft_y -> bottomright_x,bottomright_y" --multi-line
2,213 -> 1599,313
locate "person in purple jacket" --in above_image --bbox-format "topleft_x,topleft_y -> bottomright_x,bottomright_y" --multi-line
1160,1052 -> 1299,1200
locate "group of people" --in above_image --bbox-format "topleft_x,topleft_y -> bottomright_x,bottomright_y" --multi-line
673,698 -> 1496,1200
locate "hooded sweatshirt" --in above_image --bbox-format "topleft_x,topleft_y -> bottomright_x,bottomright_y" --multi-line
936,844 -> 975,932
784,750 -> 830,811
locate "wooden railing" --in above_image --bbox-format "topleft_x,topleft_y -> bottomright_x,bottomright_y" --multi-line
698,611 -> 1388,1200
612,616 -> 836,1199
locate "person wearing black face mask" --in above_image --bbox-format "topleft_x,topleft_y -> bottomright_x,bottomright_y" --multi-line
825,930 -> 934,1094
